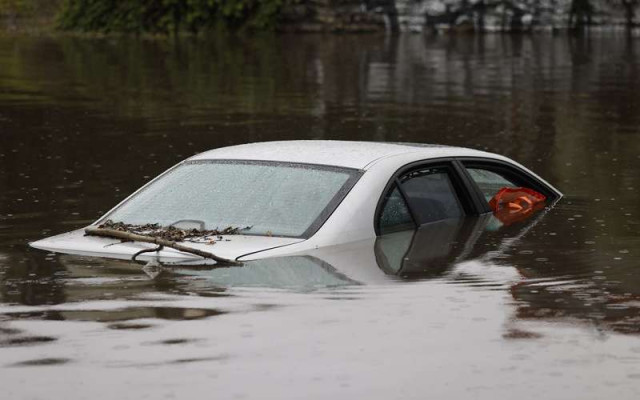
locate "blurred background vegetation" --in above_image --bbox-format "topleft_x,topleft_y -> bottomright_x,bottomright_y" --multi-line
0,0 -> 61,32
0,0 -> 294,33
0,0 -> 638,34
57,0 -> 294,33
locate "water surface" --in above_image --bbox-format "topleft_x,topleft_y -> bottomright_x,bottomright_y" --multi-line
1,33 -> 639,399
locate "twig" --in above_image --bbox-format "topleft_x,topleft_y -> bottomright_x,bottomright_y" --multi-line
84,226 -> 241,265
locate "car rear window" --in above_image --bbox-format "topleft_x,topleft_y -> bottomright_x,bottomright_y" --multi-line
104,160 -> 360,238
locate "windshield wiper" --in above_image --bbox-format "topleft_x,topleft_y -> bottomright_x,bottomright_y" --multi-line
84,226 -> 241,266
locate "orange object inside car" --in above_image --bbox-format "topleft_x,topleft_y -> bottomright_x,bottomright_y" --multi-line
489,187 -> 546,225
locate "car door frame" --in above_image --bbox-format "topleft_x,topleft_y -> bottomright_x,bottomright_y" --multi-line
374,156 -> 561,236
374,157 -> 485,235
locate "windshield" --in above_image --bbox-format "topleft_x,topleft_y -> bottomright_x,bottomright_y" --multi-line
103,160 -> 360,238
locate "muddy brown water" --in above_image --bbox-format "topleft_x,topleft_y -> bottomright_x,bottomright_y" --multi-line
1,33 -> 639,399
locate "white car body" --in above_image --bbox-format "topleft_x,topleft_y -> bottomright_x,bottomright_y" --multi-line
30,141 -> 562,263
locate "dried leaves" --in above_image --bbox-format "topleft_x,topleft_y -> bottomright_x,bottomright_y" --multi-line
98,220 -> 249,243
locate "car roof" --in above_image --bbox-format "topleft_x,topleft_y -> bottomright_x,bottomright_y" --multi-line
189,140 -> 498,170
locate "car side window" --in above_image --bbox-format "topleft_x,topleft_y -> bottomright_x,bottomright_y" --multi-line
466,168 -> 517,202
378,185 -> 414,234
399,166 -> 463,224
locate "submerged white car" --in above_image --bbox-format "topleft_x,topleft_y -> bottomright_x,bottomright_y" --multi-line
30,141 -> 562,264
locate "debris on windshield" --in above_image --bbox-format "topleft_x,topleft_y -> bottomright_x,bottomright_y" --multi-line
85,224 -> 242,265
97,220 -> 251,243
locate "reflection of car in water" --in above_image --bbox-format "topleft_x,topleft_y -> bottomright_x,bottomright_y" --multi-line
30,140 -> 561,264
53,210 -> 543,292
174,211 -> 549,288
376,218 -> 484,278
36,205 -> 638,334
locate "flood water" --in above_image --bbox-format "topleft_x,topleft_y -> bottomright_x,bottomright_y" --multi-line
1,32 -> 640,398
